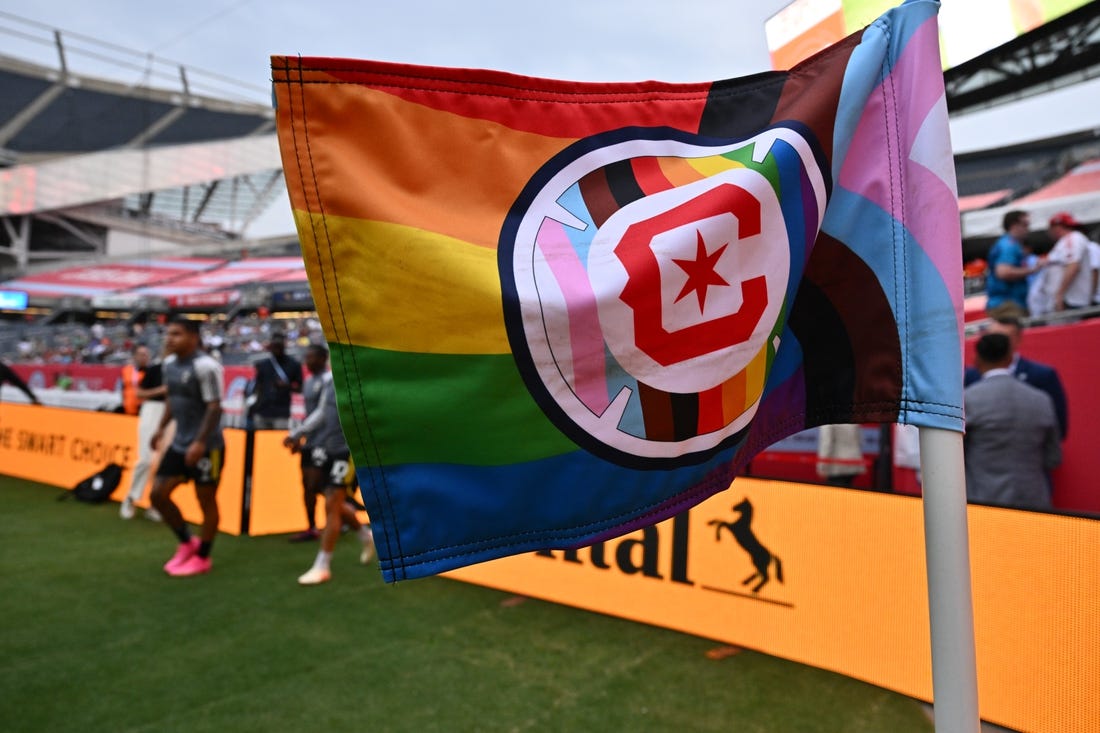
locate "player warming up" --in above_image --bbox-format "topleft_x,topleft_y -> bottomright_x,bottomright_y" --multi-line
284,344 -> 374,585
150,316 -> 226,578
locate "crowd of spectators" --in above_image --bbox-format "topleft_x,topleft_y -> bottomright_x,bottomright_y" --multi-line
6,321 -> 135,366
983,209 -> 1100,318
198,313 -> 323,364
0,311 -> 324,367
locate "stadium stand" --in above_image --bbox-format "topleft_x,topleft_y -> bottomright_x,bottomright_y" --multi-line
958,128 -> 1100,254
1,6 -> 1097,365
151,107 -> 272,146
0,16 -> 290,275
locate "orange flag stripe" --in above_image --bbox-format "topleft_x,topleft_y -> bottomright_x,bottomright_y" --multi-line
275,74 -> 575,251
656,156 -> 707,188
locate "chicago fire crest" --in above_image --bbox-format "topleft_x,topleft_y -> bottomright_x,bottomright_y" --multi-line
500,125 -> 829,468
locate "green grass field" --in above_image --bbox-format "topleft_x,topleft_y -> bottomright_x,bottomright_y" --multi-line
0,476 -> 933,733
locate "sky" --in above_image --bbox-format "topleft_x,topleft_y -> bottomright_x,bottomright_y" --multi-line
2,0 -> 1097,236
1,1 -> 791,94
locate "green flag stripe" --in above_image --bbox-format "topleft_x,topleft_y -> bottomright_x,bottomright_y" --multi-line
328,342 -> 579,467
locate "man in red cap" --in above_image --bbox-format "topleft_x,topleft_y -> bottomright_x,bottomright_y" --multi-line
1039,212 -> 1093,313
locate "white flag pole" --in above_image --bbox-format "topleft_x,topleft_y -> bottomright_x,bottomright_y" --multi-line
918,426 -> 980,733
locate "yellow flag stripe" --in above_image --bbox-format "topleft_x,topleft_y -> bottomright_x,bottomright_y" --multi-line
295,210 -> 510,355
685,154 -> 745,178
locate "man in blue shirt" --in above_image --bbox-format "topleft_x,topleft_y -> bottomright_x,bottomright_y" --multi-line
986,210 -> 1040,313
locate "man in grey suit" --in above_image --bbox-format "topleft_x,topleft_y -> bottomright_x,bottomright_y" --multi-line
964,333 -> 1061,510
964,312 -> 1068,439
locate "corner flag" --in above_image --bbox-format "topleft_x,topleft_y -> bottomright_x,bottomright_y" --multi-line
273,0 -> 962,582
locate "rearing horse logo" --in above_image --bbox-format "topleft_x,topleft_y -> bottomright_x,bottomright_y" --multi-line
708,498 -> 784,594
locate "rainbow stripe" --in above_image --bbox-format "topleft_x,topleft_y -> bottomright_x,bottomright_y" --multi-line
274,0 -> 961,581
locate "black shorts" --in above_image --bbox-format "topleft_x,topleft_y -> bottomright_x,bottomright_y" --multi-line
300,446 -> 329,471
326,454 -> 356,493
300,446 -> 355,492
156,446 -> 224,488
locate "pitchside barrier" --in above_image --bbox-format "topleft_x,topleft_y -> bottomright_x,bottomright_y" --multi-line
0,403 -> 325,535
14,315 -> 1100,515
1,403 -> 1097,732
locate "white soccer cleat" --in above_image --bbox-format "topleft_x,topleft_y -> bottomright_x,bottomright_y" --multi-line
119,499 -> 135,520
297,567 -> 332,585
360,532 -> 376,565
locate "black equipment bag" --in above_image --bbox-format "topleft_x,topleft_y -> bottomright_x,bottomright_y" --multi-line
62,464 -> 124,503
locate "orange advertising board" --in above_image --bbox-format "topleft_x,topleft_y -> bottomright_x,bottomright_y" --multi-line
248,430 -> 324,535
0,404 -> 243,535
244,430 -> 370,536
0,404 -> 137,487
446,478 -> 1100,733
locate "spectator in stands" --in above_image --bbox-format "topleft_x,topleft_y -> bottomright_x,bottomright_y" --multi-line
985,210 -> 1042,314
90,338 -> 111,362
964,333 -> 1061,510
1087,232 -> 1100,305
55,371 -> 73,390
0,359 -> 40,404
205,330 -> 225,362
815,424 -> 866,487
965,312 -> 1068,439
247,331 -> 302,430
1032,211 -> 1093,315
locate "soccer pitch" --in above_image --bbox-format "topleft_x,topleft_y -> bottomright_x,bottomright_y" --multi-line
0,476 -> 932,733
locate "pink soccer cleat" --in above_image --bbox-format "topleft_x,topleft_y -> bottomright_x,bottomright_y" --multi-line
163,537 -> 200,574
168,554 -> 212,577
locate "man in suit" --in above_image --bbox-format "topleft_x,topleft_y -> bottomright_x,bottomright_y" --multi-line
247,331 -> 303,430
964,333 -> 1061,510
964,313 -> 1067,439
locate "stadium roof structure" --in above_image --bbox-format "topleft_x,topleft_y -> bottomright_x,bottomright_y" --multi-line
955,127 -> 1100,198
0,17 -> 291,276
943,1 -> 1100,114
963,155 -> 1100,238
0,255 -> 309,310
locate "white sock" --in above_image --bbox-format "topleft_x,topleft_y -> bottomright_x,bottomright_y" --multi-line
357,526 -> 373,544
313,550 -> 333,571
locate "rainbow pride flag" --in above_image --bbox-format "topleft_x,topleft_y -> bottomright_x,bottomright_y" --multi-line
273,0 -> 962,581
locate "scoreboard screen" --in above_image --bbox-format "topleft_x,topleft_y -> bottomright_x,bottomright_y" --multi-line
766,0 -> 1092,70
